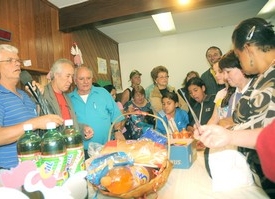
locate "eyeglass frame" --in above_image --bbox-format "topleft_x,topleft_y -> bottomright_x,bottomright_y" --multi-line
0,58 -> 23,65
157,75 -> 169,79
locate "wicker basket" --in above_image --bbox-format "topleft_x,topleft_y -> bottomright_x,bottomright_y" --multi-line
90,111 -> 173,198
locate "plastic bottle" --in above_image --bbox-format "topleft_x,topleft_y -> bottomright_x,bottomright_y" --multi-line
63,119 -> 85,176
17,124 -> 41,167
40,122 -> 68,186
100,165 -> 151,194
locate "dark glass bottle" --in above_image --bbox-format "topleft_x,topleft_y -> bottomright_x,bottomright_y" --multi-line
63,119 -> 85,176
17,124 -> 41,167
40,122 -> 68,186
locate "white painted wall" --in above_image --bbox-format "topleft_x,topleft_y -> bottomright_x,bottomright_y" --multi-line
118,25 -> 236,93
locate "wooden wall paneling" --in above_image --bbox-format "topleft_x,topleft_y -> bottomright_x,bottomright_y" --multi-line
71,28 -> 121,86
1,0 -> 73,73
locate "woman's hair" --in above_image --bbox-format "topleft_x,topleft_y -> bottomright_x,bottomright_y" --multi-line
150,65 -> 169,82
132,85 -> 145,97
219,50 -> 241,70
103,84 -> 116,93
219,49 -> 256,79
182,71 -> 200,86
221,86 -> 236,108
232,17 -> 275,51
185,77 -> 206,90
162,91 -> 179,103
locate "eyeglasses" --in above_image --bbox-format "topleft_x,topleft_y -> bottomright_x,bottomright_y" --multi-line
157,75 -> 169,79
0,58 -> 23,65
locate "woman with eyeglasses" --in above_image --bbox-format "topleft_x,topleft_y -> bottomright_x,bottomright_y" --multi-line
148,65 -> 188,115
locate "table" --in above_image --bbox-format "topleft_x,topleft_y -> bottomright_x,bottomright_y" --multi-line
88,151 -> 269,199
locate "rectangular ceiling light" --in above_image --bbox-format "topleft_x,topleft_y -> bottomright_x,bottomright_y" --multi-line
152,12 -> 176,33
258,0 -> 275,15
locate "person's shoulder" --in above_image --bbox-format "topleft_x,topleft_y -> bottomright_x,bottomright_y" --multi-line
201,69 -> 210,78
157,110 -> 166,118
205,94 -> 216,102
122,87 -> 132,93
176,107 -> 188,115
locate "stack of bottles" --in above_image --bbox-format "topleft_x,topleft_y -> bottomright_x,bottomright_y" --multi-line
16,119 -> 85,186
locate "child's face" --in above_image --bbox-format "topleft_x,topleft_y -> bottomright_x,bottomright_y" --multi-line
110,89 -> 116,100
188,85 -> 206,103
162,98 -> 178,115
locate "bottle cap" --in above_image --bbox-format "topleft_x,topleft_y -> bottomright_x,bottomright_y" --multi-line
64,119 -> 73,126
23,124 -> 33,131
46,122 -> 56,130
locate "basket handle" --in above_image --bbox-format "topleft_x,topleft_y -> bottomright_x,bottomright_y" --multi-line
108,111 -> 171,159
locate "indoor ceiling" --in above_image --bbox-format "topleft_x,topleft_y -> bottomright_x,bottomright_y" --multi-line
48,0 -> 273,43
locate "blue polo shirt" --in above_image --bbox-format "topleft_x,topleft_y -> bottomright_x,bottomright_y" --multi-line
0,85 -> 37,169
68,86 -> 123,149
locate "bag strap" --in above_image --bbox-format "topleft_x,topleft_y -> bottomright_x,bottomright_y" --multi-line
204,147 -> 212,178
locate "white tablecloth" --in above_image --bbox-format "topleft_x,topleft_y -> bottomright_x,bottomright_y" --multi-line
88,151 -> 269,199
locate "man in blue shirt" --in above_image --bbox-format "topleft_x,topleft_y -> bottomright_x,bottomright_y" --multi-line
68,66 -> 124,159
0,44 -> 63,169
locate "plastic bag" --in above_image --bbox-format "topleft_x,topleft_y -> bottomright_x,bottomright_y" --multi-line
86,152 -> 134,186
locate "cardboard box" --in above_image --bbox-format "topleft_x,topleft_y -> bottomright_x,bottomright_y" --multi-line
170,139 -> 197,169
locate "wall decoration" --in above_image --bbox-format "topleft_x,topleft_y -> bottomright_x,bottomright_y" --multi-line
110,59 -> 122,91
0,28 -> 12,41
71,42 -> 83,67
97,57 -> 107,74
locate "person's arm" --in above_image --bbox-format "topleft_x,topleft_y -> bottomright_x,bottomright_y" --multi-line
120,89 -> 130,106
218,117 -> 235,129
207,105 -> 219,125
194,124 -> 262,149
0,114 -> 63,145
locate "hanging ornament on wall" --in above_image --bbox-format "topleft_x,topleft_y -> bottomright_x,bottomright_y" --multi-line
71,42 -> 83,67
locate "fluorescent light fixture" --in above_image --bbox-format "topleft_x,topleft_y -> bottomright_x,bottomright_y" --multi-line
152,12 -> 176,33
258,0 -> 275,15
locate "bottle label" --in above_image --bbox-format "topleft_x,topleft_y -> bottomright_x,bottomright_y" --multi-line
18,152 -> 41,167
129,166 -> 150,188
40,153 -> 68,186
66,146 -> 85,176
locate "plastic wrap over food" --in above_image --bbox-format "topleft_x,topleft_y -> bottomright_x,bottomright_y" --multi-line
86,152 -> 134,186
140,127 -> 167,145
100,140 -> 167,168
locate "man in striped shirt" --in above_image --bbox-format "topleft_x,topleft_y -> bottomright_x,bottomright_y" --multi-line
0,44 -> 63,170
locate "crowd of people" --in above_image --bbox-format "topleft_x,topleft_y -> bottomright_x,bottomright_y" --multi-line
0,16 -> 274,197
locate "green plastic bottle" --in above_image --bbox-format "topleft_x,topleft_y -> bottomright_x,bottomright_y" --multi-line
17,124 -> 41,167
40,122 -> 68,186
63,119 -> 85,176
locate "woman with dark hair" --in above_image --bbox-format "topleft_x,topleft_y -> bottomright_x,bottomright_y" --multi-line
208,50 -> 254,128
185,77 -> 215,132
223,17 -> 275,197
177,71 -> 200,107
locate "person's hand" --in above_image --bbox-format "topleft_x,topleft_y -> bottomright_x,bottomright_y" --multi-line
30,114 -> 64,130
194,124 -> 232,148
83,125 -> 94,140
25,80 -> 44,95
218,117 -> 235,129
115,130 -> 126,141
